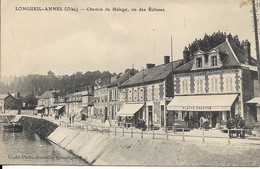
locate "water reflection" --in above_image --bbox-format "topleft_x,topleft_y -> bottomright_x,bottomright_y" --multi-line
0,123 -> 89,165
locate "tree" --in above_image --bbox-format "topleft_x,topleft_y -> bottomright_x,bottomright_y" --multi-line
23,94 -> 37,109
186,31 -> 244,55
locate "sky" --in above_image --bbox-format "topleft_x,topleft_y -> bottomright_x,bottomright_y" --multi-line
1,0 -> 256,77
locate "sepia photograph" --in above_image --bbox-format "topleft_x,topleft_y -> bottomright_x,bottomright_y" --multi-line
1,0 -> 260,167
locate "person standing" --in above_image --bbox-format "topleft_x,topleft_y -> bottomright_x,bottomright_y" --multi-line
69,115 -> 72,123
199,116 -> 204,129
72,114 -> 75,123
190,115 -> 194,128
184,114 -> 189,128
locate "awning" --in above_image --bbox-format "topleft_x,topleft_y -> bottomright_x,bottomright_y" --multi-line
167,94 -> 238,111
117,104 -> 143,116
55,105 -> 64,110
35,106 -> 44,110
80,107 -> 88,114
247,97 -> 260,104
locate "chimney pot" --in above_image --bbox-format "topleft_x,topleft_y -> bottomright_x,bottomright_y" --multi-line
164,56 -> 170,64
243,40 -> 251,65
183,47 -> 191,64
146,63 -> 155,69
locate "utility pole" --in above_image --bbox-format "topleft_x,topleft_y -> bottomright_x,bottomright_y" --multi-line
171,35 -> 174,97
252,0 -> 260,96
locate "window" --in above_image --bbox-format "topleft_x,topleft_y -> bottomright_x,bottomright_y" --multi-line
128,90 -> 132,101
196,78 -> 204,93
134,89 -> 138,101
115,89 -> 117,100
211,55 -> 217,66
139,88 -> 144,100
196,58 -> 202,68
210,77 -> 218,93
182,79 -> 189,94
225,77 -> 233,92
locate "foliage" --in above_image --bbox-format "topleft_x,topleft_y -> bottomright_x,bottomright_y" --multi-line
0,70 -> 119,97
186,31 -> 244,55
23,94 -> 37,109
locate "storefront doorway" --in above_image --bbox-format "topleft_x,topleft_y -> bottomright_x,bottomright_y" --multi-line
148,106 -> 153,128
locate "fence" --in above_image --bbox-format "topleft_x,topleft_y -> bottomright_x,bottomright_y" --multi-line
59,121 -> 251,145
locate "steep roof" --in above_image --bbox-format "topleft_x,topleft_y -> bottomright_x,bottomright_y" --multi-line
37,90 -> 61,99
174,41 -> 256,73
0,94 -> 9,100
120,59 -> 183,88
107,69 -> 137,88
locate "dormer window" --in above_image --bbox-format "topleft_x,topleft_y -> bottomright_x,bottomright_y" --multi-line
211,55 -> 217,66
196,58 -> 202,68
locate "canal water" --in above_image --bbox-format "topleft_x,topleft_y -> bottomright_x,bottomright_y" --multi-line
0,122 -> 89,165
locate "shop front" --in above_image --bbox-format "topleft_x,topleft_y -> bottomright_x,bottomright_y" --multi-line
35,106 -> 45,115
167,94 -> 238,129
116,103 -> 144,128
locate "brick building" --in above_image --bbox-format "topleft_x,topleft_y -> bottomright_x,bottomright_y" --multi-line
106,69 -> 137,125
167,38 -> 258,128
93,69 -> 137,124
117,56 -> 183,128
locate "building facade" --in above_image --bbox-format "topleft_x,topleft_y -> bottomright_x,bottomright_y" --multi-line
106,69 -> 137,125
93,70 -> 137,124
66,87 -> 94,120
167,38 -> 258,128
0,94 -> 22,114
117,56 -> 184,128
35,89 -> 65,116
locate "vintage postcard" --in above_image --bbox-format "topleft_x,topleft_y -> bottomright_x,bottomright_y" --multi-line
1,0 -> 260,166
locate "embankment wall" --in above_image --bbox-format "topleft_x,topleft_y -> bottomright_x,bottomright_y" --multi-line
1,115 -> 258,166
19,116 -> 58,139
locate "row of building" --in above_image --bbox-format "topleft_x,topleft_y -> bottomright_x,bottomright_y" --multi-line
34,38 -> 260,129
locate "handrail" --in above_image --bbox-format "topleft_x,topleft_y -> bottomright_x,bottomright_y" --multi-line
58,121 -> 253,145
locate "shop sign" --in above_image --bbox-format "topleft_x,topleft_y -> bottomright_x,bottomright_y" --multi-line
169,106 -> 230,111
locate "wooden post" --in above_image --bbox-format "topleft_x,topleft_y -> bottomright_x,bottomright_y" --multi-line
131,127 -> 133,138
108,127 -> 110,136
115,127 -> 117,136
153,126 -> 155,139
182,128 -> 185,142
141,129 -> 143,139
173,126 -> 175,134
122,127 -> 124,137
166,127 -> 169,140
202,129 -> 205,143
228,129 -> 231,145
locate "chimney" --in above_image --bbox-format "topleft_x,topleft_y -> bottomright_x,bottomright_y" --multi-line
243,40 -> 251,65
17,92 -> 20,98
164,56 -> 170,64
146,63 -> 155,69
183,47 -> 191,64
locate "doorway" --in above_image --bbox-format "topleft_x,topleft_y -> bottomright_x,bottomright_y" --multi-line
161,105 -> 164,127
148,106 -> 153,128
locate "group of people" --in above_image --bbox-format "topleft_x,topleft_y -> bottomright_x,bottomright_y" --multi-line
226,114 -> 246,138
184,114 -> 210,129
199,115 -> 210,129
